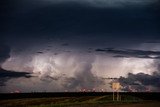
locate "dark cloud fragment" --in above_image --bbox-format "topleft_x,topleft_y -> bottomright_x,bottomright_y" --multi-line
0,68 -> 31,86
36,51 -> 44,54
113,55 -> 129,58
0,69 -> 30,78
95,48 -> 160,59
61,43 -> 69,46
47,46 -> 52,48
54,53 -> 58,55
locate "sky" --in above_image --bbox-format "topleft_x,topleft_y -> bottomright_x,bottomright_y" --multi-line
0,0 -> 160,93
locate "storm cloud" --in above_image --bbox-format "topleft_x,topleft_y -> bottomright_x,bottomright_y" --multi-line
63,57 -> 104,90
0,0 -> 160,92
0,68 -> 31,86
3,0 -> 160,37
119,71 -> 160,92
95,48 -> 160,59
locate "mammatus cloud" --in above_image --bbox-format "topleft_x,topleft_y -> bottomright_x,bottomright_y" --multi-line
96,48 -> 160,59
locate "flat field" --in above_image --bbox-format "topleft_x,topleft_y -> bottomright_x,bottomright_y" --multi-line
0,92 -> 160,107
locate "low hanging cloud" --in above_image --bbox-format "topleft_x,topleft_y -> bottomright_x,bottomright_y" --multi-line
119,71 -> 160,91
0,69 -> 31,86
95,48 -> 160,59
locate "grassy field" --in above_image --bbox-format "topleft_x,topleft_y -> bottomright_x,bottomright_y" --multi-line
0,93 -> 160,107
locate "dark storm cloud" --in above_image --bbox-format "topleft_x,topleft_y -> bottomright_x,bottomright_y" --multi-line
0,69 -> 30,78
36,51 -> 44,54
95,48 -> 160,59
0,0 -> 159,54
0,43 -> 10,66
119,72 -> 160,91
2,0 -> 160,41
0,69 -> 31,86
0,0 -> 160,92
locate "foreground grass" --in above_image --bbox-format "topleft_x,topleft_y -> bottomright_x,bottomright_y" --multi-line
29,102 -> 160,107
0,95 -> 157,107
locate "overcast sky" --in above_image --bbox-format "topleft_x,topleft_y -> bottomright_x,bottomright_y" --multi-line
0,0 -> 160,92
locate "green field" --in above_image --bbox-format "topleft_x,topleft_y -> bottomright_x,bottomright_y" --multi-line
1,95 -> 159,107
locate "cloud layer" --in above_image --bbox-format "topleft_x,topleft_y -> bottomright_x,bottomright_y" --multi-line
38,0 -> 158,7
96,48 -> 160,59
